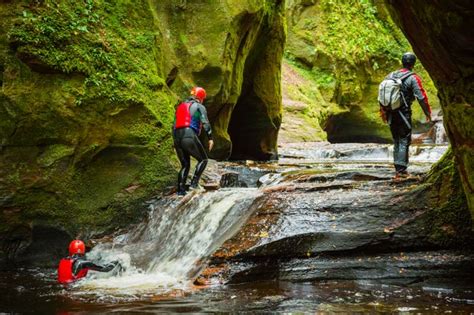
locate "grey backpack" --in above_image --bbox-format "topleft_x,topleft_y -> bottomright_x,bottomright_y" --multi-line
378,71 -> 413,110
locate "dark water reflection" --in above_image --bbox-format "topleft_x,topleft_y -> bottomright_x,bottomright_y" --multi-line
1,269 -> 473,313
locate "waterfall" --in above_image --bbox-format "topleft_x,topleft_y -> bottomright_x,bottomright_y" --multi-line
433,121 -> 447,144
76,188 -> 262,293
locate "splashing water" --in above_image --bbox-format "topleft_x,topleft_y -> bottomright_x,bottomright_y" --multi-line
433,121 -> 447,144
75,188 -> 262,296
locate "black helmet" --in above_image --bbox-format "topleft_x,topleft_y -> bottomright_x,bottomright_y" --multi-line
402,52 -> 416,68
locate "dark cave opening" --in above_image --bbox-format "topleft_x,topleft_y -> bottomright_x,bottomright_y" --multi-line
228,85 -> 275,161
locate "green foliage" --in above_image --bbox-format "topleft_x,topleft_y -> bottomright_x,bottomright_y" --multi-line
1,0 -> 178,236
317,0 -> 406,62
9,0 -> 165,105
284,0 -> 440,141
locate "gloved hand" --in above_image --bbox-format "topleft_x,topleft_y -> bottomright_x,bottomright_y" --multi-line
111,260 -> 126,272
105,261 -> 119,269
116,262 -> 125,274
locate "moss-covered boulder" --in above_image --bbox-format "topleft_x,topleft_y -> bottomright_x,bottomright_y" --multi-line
0,0 -> 285,262
385,0 -> 474,222
282,0 -> 439,143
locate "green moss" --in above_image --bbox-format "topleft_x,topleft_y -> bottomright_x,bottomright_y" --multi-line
37,144 -> 75,167
423,148 -> 473,246
317,0 -> 406,62
0,0 -> 178,238
284,0 -> 440,142
8,0 -> 166,108
281,57 -> 344,142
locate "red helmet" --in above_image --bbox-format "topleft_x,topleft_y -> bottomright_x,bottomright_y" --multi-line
69,240 -> 85,255
191,87 -> 206,102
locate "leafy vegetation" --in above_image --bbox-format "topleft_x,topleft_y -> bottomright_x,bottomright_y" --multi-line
318,0 -> 406,62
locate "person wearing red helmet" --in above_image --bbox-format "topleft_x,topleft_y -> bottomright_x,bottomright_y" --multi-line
173,86 -> 214,195
57,240 -> 120,284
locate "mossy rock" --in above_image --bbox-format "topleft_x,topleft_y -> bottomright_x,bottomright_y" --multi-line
0,0 -> 286,255
283,0 -> 440,143
386,0 -> 474,223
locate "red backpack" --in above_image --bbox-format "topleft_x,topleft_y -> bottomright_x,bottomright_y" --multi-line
174,102 -> 192,129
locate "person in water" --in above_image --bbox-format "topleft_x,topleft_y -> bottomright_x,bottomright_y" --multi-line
380,52 -> 432,179
173,87 -> 214,195
57,240 -> 120,284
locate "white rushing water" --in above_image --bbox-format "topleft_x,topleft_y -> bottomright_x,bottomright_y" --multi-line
433,121 -> 448,144
279,143 -> 448,163
75,188 -> 261,295
72,142 -> 448,297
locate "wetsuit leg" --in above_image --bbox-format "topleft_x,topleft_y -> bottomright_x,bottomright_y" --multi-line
390,111 -> 412,173
174,132 -> 191,194
180,133 -> 208,188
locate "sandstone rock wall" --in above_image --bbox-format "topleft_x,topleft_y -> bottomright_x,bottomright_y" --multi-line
385,0 -> 474,221
0,0 -> 285,259
283,0 -> 439,143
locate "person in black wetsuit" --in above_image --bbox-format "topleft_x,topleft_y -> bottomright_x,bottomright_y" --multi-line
57,240 -> 120,284
380,52 -> 432,179
173,87 -> 214,195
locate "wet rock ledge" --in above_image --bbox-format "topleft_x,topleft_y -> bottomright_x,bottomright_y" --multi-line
198,157 -> 474,285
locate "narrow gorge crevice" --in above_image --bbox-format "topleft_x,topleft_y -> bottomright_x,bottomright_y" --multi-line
228,6 -> 285,160
228,33 -> 279,160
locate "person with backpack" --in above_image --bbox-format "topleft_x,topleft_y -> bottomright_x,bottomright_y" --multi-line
378,52 -> 432,179
173,87 -> 214,195
57,240 -> 120,284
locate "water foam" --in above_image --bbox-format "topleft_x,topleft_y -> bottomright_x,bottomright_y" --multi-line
75,188 -> 261,295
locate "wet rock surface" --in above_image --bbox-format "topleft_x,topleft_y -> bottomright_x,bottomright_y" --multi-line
224,251 -> 474,286
0,143 -> 473,313
200,143 -> 474,286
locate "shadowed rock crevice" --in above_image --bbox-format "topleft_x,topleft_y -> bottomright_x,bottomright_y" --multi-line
324,106 -> 392,143
205,3 -> 285,161
165,66 -> 178,87
228,16 -> 284,160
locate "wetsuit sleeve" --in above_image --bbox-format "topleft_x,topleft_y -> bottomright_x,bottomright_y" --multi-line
410,74 -> 431,117
72,259 -> 117,275
198,103 -> 213,140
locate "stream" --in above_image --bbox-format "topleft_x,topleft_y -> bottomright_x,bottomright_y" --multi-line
1,142 -> 473,313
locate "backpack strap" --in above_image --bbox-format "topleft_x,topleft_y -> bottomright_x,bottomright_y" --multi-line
399,71 -> 413,81
399,71 -> 414,108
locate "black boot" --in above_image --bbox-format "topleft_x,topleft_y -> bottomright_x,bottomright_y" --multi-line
190,159 -> 208,189
177,166 -> 190,195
